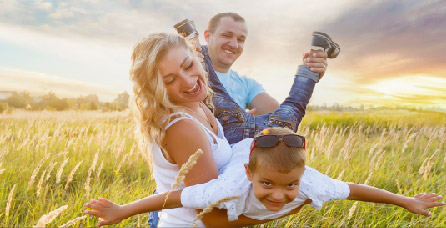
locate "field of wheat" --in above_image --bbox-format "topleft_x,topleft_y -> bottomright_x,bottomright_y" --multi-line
1,110 -> 445,227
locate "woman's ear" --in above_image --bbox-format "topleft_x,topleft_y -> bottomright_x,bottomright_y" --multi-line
244,164 -> 253,181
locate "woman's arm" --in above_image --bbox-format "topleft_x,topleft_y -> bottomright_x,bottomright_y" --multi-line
348,183 -> 444,216
200,199 -> 311,227
163,119 -> 219,186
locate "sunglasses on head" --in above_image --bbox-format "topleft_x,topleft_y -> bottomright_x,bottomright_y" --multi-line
250,134 -> 305,156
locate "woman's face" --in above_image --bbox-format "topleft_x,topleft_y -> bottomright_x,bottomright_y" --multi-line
157,46 -> 207,106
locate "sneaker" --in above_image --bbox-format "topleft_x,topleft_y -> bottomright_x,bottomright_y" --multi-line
173,19 -> 198,38
311,32 -> 340,58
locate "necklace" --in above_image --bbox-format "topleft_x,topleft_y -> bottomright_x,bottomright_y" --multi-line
184,103 -> 214,129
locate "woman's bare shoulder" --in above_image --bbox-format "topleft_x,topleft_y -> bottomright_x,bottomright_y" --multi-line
163,118 -> 211,163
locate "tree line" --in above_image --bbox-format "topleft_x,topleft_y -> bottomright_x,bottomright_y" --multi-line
0,91 -> 129,113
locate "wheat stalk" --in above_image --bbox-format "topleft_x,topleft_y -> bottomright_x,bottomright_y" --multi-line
163,149 -> 203,207
402,133 -> 417,153
56,158 -> 69,184
84,152 -> 99,195
96,160 -> 104,180
28,153 -> 51,190
37,170 -> 47,197
35,205 -> 68,227
116,154 -> 129,174
418,157 -> 429,175
423,149 -> 439,180
64,160 -> 83,191
193,196 -> 240,228
5,184 -> 17,221
59,215 -> 87,227
45,162 -> 58,182
337,169 -> 345,180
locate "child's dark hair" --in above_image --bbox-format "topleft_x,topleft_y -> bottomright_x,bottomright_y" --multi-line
248,127 -> 306,173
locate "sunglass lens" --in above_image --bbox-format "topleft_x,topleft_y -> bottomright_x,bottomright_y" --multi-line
283,135 -> 303,147
258,135 -> 279,147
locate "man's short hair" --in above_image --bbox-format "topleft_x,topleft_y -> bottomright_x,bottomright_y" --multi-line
207,12 -> 245,33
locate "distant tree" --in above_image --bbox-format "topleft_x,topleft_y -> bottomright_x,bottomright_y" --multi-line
89,101 -> 98,110
103,102 -> 118,112
113,91 -> 129,110
77,94 -> 101,110
6,91 -> 33,108
41,92 -> 69,111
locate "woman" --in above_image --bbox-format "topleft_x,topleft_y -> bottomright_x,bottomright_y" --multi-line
129,33 -> 305,227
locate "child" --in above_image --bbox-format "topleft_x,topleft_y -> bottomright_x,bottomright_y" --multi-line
85,128 -> 444,227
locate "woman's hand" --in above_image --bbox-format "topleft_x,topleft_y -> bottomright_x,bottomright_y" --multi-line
84,198 -> 128,227
402,193 -> 444,216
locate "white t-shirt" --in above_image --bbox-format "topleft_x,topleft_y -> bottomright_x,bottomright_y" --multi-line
181,138 -> 350,221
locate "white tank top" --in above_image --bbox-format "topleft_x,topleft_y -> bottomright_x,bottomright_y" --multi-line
151,112 -> 232,227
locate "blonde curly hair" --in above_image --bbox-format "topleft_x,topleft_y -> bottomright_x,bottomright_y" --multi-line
129,33 -> 213,166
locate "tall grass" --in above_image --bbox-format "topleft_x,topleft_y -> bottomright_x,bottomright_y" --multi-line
0,110 -> 445,227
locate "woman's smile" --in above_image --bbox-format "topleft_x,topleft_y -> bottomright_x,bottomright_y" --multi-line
158,46 -> 208,105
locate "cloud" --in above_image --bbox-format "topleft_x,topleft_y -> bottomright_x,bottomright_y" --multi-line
0,0 -> 444,109
318,0 -> 446,83
0,68 -> 124,102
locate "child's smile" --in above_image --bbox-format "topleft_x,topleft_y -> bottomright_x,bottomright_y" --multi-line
245,164 -> 305,211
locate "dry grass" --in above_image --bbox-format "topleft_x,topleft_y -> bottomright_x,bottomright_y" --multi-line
1,110 -> 445,227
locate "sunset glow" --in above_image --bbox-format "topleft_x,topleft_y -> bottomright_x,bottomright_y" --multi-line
0,0 -> 444,110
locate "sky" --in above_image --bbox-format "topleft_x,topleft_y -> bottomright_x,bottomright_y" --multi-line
0,0 -> 445,109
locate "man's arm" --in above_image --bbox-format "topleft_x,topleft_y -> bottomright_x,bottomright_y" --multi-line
348,184 -> 444,216
249,93 -> 279,115
247,52 -> 328,116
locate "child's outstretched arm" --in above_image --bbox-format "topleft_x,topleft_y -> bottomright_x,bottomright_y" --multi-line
348,184 -> 444,216
84,190 -> 183,227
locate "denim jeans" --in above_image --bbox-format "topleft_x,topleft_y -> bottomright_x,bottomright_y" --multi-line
148,46 -> 318,226
147,190 -> 160,228
202,46 -> 317,144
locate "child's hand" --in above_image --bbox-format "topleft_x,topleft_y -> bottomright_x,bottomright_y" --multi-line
403,193 -> 444,216
84,198 -> 127,227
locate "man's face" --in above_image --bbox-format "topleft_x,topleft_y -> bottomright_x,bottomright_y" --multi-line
245,164 -> 305,211
205,17 -> 248,73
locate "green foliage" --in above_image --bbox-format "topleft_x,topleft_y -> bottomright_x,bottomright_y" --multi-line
3,91 -> 130,111
0,110 -> 445,227
6,91 -> 33,108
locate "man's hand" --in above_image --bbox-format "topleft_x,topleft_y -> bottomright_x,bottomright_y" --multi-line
85,198 -> 127,227
303,52 -> 328,78
402,193 -> 444,216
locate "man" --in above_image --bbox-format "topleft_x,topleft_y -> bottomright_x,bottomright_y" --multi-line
204,12 -> 328,115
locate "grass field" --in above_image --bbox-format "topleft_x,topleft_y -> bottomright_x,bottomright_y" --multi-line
1,109 -> 445,227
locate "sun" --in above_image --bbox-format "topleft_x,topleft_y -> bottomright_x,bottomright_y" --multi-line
365,75 -> 446,108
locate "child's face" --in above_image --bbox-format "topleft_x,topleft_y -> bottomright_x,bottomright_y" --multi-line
245,164 -> 305,211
